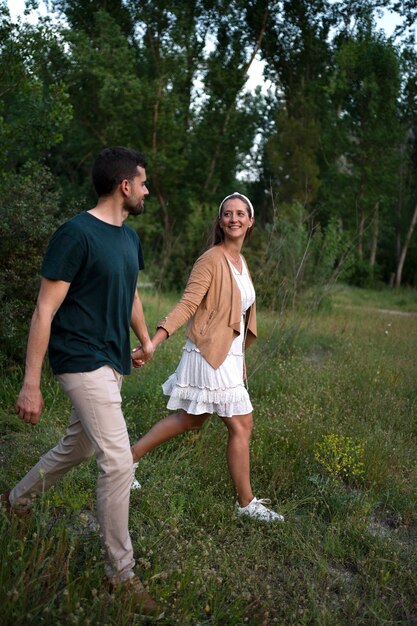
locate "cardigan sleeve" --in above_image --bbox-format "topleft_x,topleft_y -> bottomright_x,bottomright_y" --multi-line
157,251 -> 215,336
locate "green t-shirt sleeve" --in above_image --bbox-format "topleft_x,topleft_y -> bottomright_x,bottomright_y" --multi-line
41,223 -> 86,282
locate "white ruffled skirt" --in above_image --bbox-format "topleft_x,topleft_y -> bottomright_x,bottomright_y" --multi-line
162,339 -> 253,418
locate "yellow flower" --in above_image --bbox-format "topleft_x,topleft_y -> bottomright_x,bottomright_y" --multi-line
314,433 -> 366,482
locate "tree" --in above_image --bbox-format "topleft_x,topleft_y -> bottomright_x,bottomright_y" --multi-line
393,43 -> 417,287
0,9 -> 73,365
259,0 -> 334,209
46,0 -> 269,286
324,24 -> 403,274
0,10 -> 72,170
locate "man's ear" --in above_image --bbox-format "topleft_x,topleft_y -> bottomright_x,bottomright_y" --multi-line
119,178 -> 130,197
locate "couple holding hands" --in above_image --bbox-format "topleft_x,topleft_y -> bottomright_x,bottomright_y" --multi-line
3,146 -> 282,615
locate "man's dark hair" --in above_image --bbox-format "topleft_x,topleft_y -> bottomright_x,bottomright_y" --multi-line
92,147 -> 148,196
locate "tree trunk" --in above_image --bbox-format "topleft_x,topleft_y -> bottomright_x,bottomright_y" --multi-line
395,130 -> 410,265
150,73 -> 174,283
395,201 -> 417,288
369,203 -> 379,268
358,212 -> 365,259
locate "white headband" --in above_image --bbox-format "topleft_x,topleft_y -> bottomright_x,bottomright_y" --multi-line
218,192 -> 254,218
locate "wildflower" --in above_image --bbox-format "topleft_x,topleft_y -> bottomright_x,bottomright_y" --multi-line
314,433 -> 366,482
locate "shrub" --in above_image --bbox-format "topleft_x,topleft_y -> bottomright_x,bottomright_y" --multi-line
314,433 -> 366,483
0,163 -> 74,367
341,254 -> 382,288
247,203 -> 351,311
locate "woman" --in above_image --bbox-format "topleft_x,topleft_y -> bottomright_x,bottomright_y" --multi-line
131,192 -> 283,522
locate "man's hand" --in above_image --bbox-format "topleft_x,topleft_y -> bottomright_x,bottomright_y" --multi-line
131,340 -> 155,368
16,383 -> 44,425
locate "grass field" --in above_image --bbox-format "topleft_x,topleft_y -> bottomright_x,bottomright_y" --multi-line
1,286 -> 416,625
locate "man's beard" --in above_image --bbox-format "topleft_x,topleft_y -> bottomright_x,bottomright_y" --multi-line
125,198 -> 145,216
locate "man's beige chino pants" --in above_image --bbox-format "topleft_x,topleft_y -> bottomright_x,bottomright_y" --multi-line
10,366 -> 135,582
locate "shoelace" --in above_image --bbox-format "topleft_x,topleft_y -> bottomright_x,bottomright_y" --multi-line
254,498 -> 272,508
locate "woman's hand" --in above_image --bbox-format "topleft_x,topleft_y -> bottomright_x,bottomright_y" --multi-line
131,340 -> 155,368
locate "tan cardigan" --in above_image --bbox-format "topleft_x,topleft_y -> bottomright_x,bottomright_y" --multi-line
157,245 -> 257,369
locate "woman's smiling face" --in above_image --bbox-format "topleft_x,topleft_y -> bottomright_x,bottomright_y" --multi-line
219,198 -> 254,240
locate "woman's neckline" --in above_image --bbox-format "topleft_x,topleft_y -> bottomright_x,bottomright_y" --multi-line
219,245 -> 243,272
226,256 -> 243,275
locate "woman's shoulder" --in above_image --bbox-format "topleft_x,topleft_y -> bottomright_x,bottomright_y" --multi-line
189,246 -> 226,279
197,245 -> 224,263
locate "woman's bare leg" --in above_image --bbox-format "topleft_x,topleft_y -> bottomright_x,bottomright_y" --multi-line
221,412 -> 254,507
131,410 -> 209,462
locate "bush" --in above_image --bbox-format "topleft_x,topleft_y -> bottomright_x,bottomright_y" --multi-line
0,163 -> 75,367
341,254 -> 382,288
314,433 -> 366,484
247,203 -> 350,312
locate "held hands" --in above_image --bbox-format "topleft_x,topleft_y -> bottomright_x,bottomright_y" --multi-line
131,328 -> 168,368
131,340 -> 155,368
16,383 -> 44,425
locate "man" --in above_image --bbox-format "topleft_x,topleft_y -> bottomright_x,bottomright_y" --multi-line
1,146 -> 159,614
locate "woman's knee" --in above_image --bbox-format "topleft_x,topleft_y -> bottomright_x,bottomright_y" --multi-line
178,411 -> 208,432
225,413 -> 253,437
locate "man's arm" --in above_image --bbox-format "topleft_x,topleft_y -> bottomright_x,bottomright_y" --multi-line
16,277 -> 71,425
130,290 -> 154,367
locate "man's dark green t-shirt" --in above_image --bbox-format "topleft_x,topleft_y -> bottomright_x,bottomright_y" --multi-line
41,211 -> 144,375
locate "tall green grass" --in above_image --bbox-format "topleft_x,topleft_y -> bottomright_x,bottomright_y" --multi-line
1,287 -> 416,625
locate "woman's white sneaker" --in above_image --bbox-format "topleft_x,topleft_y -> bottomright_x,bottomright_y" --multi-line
236,497 -> 284,522
131,462 -> 142,491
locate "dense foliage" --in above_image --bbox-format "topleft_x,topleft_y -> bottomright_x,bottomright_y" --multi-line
1,0 -> 417,365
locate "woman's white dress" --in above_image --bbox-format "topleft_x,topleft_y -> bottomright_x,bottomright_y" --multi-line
162,258 -> 255,417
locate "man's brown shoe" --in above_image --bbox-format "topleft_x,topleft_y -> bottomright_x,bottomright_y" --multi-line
0,490 -> 31,519
109,575 -> 163,618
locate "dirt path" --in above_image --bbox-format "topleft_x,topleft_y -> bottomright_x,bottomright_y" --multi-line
335,304 -> 417,317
